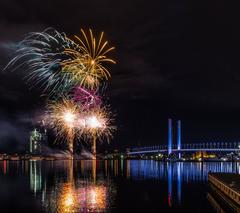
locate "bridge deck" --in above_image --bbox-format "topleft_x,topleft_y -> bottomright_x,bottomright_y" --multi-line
129,148 -> 239,155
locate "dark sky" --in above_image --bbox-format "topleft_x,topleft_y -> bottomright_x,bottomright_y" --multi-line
0,0 -> 240,152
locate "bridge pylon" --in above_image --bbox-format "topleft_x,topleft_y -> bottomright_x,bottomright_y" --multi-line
168,118 -> 173,156
177,120 -> 181,159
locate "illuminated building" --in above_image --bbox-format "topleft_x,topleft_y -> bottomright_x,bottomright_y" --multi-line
29,128 -> 47,155
193,151 -> 216,160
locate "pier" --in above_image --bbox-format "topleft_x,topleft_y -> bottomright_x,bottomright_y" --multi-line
208,173 -> 240,211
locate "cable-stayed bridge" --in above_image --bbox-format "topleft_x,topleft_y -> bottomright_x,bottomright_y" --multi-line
128,119 -> 240,157
128,142 -> 240,155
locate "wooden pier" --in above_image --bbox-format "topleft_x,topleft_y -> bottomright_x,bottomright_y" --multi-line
208,173 -> 240,212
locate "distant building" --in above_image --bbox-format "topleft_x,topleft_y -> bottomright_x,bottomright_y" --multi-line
29,128 -> 47,155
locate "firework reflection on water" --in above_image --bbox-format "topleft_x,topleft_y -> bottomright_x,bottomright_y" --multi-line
41,160 -> 116,213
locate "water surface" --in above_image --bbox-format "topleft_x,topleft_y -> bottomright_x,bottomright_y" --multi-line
0,160 -> 239,212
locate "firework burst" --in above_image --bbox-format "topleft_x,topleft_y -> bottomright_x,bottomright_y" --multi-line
83,107 -> 114,142
62,29 -> 116,89
5,28 -> 115,95
44,97 -> 114,155
6,27 -> 116,158
45,97 -> 81,154
5,28 -> 81,95
83,106 -> 115,158
80,106 -> 115,159
72,86 -> 102,109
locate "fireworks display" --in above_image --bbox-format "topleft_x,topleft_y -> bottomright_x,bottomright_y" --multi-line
5,28 -> 115,96
45,100 -> 114,148
6,27 -> 116,158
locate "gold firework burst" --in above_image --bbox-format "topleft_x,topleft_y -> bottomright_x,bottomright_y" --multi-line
62,29 -> 116,89
45,98 -> 80,154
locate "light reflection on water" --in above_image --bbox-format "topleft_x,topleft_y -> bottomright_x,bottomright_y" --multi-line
43,178 -> 110,213
0,160 -> 239,212
40,160 -> 115,213
129,161 -> 238,181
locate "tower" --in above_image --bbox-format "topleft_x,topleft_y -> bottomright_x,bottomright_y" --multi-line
30,128 -> 46,155
30,129 -> 41,155
177,120 -> 181,159
168,118 -> 173,155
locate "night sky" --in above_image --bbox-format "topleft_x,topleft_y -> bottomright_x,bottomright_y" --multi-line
0,0 -> 240,153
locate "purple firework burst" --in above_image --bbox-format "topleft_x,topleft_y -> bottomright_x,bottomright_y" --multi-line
73,86 -> 102,109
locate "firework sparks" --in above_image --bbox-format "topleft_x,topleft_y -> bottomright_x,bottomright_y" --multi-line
6,27 -> 116,157
73,86 -> 102,109
45,97 -> 80,155
5,28 -> 80,95
82,106 -> 115,159
5,28 -> 115,95
62,29 -> 116,89
83,107 -> 114,141
44,98 -> 114,156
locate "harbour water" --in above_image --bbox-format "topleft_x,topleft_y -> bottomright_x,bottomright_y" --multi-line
0,160 -> 239,212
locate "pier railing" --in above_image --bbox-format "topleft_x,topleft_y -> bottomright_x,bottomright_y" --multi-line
208,173 -> 240,207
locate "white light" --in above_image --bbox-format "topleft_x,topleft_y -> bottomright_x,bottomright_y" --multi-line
86,116 -> 102,129
63,111 -> 75,126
